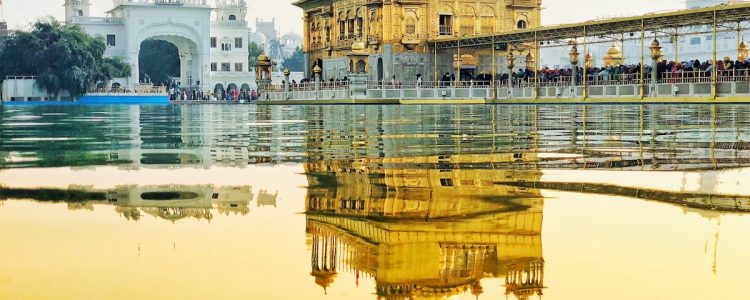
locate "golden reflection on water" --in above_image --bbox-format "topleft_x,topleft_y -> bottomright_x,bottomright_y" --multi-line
0,161 -> 748,299
2,104 -> 750,299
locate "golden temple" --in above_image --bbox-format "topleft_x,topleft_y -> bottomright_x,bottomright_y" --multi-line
294,0 -> 542,81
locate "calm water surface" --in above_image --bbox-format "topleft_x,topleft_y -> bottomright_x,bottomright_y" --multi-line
1,104 -> 749,299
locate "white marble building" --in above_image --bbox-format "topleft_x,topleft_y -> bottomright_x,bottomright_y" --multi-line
66,0 -> 255,93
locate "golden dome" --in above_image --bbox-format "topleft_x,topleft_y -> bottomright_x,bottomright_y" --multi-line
585,51 -> 593,68
351,41 -> 366,52
258,53 -> 270,62
283,67 -> 290,76
607,44 -> 622,56
740,41 -> 748,50
603,43 -> 623,66
313,63 -> 322,74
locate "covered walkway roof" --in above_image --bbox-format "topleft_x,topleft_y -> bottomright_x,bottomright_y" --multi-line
431,2 -> 750,49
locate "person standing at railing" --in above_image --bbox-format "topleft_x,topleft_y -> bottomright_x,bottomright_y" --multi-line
416,74 -> 422,88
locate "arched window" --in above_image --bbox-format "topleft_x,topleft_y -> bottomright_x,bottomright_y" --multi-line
356,60 -> 366,73
77,10 -> 84,17
517,20 -> 527,29
404,13 -> 417,35
228,15 -> 237,21
460,10 -> 475,36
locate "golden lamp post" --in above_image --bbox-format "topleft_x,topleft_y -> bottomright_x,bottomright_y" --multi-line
506,52 -> 515,89
648,38 -> 662,92
569,43 -> 580,88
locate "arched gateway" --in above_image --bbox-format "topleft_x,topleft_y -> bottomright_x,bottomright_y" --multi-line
67,0 -> 254,93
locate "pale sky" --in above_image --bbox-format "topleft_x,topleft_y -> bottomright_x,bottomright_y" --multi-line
1,0 -> 687,33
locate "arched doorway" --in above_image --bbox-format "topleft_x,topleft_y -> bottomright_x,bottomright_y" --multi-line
240,83 -> 251,100
132,21 -> 206,92
139,39 -> 180,86
227,83 -> 238,100
214,84 -> 225,100
137,35 -> 199,89
377,58 -> 384,81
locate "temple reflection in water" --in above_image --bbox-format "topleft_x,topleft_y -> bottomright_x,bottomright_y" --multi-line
304,152 -> 545,299
0,184 -> 276,222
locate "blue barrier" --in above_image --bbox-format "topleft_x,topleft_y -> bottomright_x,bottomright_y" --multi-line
78,95 -> 169,104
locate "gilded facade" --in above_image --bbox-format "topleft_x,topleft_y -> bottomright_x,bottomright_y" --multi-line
294,0 -> 542,81
303,155 -> 545,299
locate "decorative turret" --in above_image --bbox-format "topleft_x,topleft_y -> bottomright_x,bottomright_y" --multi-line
64,0 -> 91,23
215,0 -> 247,22
255,51 -> 275,93
309,227 -> 338,295
347,41 -> 368,74
603,42 -> 624,66
525,51 -> 535,70
347,40 -> 369,98
584,51 -> 593,68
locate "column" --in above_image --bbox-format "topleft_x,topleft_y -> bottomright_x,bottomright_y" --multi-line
640,20 -> 645,99
569,43 -> 579,94
649,38 -> 661,97
712,11 -> 718,99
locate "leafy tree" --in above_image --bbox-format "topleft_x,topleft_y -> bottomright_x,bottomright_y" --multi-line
282,47 -> 305,72
0,18 -> 131,97
247,42 -> 263,70
269,39 -> 283,61
138,39 -> 179,85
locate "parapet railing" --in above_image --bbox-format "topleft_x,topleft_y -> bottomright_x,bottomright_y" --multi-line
366,80 -> 490,89
113,0 -> 209,6
69,16 -> 125,24
4,76 -> 37,80
88,86 -> 168,94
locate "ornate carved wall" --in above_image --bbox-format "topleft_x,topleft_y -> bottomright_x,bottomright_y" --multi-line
296,0 -> 542,79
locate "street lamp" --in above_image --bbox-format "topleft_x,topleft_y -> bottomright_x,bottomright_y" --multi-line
569,45 -> 580,65
738,39 -> 748,61
648,39 -> 661,96
649,38 -> 662,61
525,51 -> 535,70
569,44 -> 579,88
506,52 -> 515,89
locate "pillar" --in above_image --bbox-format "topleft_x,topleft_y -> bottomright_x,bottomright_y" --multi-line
569,43 -> 579,94
649,38 -> 661,97
712,11 -> 718,99
284,67 -> 291,92
640,19 -> 645,99
506,52 -> 515,98
491,37 -> 497,99
582,26 -> 588,99
314,63 -> 322,100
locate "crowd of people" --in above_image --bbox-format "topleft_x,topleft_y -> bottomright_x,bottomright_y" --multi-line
290,59 -> 750,90
164,84 -> 261,102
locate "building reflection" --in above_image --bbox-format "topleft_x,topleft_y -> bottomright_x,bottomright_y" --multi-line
0,185 -> 262,222
304,155 -> 545,299
108,185 -> 253,221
